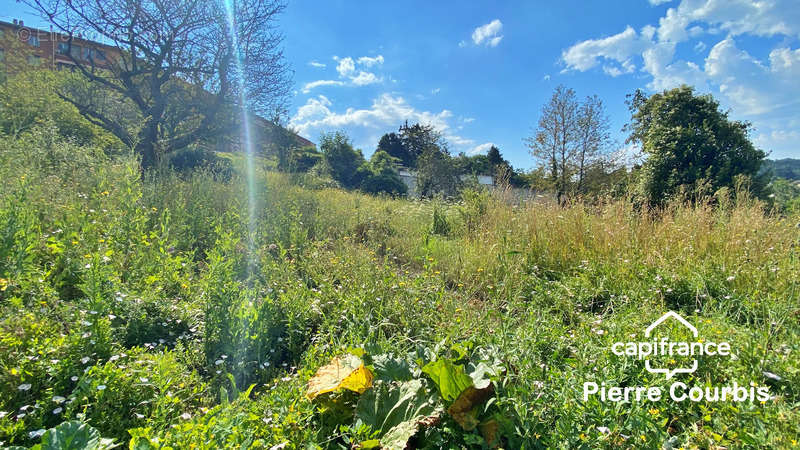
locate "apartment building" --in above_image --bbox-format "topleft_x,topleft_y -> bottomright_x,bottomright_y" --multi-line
0,19 -> 118,72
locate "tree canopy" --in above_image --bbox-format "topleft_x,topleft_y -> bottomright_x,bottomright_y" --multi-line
26,0 -> 291,171
526,85 -> 613,202
626,85 -> 767,204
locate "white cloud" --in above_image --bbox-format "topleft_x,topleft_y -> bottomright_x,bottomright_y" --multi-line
693,41 -> 706,52
754,128 -> 800,158
357,55 -> 384,67
290,94 -> 474,151
656,0 -> 800,45
642,42 -> 707,91
350,71 -> 382,86
431,88 -> 441,95
648,0 -> 672,4
561,26 -> 651,73
560,0 -> 800,159
334,57 -> 355,77
308,61 -> 326,68
471,19 -> 504,47
301,80 -> 345,94
302,54 -> 386,93
704,39 -> 800,115
468,142 -> 495,155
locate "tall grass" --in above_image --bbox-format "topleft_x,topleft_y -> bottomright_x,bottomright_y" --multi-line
1,129 -> 798,448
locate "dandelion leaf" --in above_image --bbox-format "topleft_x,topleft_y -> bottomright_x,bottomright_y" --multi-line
306,354 -> 373,400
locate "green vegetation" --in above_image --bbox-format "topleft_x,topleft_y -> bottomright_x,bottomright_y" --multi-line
763,158 -> 800,181
1,125 -> 798,448
626,86 -> 769,205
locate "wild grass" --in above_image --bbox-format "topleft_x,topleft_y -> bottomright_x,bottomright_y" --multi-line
0,129 -> 798,448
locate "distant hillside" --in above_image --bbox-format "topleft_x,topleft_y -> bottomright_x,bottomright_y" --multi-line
763,158 -> 800,181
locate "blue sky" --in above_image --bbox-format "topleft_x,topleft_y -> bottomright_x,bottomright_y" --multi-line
5,0 -> 799,168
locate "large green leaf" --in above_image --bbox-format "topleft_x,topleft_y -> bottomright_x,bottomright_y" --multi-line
422,359 -> 500,431
371,353 -> 413,382
355,379 -> 442,450
29,421 -> 116,450
421,359 -> 473,402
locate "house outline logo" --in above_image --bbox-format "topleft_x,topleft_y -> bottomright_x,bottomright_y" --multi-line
644,311 -> 698,379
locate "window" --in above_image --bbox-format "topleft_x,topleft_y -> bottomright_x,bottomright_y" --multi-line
57,42 -> 70,55
82,46 -> 92,60
70,44 -> 82,58
93,49 -> 106,61
28,34 -> 40,47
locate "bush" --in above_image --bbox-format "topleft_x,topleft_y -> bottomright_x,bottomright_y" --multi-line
167,146 -> 233,181
360,172 -> 408,196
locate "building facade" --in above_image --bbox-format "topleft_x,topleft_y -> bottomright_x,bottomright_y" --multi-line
0,20 -> 118,72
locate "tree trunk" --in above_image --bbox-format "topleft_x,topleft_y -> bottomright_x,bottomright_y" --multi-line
137,120 -> 160,174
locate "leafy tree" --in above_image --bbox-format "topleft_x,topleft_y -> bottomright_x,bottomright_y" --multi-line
359,151 -> 407,195
526,85 -> 613,202
289,146 -> 323,173
486,146 -> 505,168
525,85 -> 578,203
377,132 -> 412,167
369,150 -> 400,176
319,131 -> 367,189
0,69 -> 119,148
26,0 -> 291,171
575,95 -> 611,194
375,122 -> 449,170
453,153 -> 490,176
417,147 -> 459,198
625,85 -> 768,204
399,121 -> 448,167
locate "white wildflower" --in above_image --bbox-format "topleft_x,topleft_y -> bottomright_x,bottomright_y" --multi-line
29,429 -> 46,439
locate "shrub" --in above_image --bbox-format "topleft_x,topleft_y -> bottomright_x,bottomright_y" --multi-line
167,146 -> 233,181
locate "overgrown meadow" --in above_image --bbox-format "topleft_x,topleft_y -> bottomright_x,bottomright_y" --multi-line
1,129 -> 798,449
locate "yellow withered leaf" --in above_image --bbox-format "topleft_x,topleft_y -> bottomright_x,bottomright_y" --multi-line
306,354 -> 374,400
